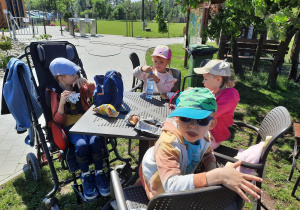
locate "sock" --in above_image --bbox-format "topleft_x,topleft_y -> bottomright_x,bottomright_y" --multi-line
95,170 -> 103,175
82,171 -> 90,176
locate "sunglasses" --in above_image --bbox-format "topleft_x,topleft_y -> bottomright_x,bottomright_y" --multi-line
179,116 -> 214,126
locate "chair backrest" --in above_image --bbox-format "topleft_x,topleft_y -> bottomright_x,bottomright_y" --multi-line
258,106 -> 291,162
147,185 -> 244,210
129,52 -> 141,89
167,67 -> 181,92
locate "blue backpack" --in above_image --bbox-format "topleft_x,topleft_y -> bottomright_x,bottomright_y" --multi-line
93,70 -> 124,111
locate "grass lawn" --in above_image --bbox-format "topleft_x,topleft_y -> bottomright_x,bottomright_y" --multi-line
53,20 -> 185,38
0,41 -> 299,209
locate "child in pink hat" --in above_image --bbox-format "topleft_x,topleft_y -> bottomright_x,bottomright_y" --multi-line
133,45 -> 177,94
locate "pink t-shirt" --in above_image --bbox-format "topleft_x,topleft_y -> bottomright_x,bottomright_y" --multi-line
211,88 -> 240,143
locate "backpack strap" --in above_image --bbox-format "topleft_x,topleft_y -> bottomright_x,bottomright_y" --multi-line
107,71 -> 124,111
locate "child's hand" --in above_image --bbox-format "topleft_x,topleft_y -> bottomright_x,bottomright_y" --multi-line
73,78 -> 88,89
60,90 -> 72,106
141,66 -> 153,74
222,161 -> 263,203
148,74 -> 160,83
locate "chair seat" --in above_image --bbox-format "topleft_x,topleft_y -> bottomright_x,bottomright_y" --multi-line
123,185 -> 149,209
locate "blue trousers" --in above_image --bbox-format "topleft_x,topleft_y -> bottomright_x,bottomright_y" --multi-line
68,132 -> 106,173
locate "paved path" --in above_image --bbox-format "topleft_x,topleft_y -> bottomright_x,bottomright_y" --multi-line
0,26 -> 183,186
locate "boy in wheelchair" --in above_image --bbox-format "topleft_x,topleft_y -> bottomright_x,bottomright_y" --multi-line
140,88 -> 262,203
47,57 -> 109,200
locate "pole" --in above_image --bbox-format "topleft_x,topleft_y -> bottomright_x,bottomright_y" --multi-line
142,0 -> 145,30
131,14 -> 133,37
184,8 -> 190,68
43,18 -> 46,34
60,18 -> 63,35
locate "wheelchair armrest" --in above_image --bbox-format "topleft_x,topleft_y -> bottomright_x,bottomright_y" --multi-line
110,170 -> 128,210
234,121 -> 259,132
214,152 -> 264,170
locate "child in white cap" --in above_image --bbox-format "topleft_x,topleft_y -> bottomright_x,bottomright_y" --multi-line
194,59 -> 240,149
47,57 -> 110,200
133,45 -> 177,94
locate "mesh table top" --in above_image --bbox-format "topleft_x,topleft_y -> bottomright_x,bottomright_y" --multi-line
70,92 -> 174,140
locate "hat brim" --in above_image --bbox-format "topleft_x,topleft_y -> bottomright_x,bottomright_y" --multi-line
168,108 -> 212,119
194,67 -> 210,74
151,54 -> 168,59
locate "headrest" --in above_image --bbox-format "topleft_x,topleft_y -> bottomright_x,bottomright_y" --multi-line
66,44 -> 75,61
37,44 -> 45,63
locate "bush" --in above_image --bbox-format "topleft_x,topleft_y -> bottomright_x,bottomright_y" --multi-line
75,28 -> 80,32
49,23 -> 56,26
0,37 -> 12,53
63,11 -> 73,22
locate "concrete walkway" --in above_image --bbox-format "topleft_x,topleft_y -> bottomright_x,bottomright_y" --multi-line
0,26 -> 184,186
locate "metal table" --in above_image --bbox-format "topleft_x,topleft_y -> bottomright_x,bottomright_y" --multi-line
70,92 -> 174,163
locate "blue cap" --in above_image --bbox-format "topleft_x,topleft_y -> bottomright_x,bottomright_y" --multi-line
168,88 -> 217,119
49,57 -> 80,76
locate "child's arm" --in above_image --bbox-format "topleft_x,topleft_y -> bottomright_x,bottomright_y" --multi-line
149,73 -> 177,93
74,78 -> 95,98
133,66 -> 151,81
155,142 -> 203,192
206,160 -> 263,203
214,88 -> 239,119
50,91 -> 70,125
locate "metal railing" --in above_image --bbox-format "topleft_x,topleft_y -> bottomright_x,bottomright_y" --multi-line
5,11 -> 39,39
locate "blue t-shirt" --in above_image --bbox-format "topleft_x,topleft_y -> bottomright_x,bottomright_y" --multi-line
184,138 -> 202,174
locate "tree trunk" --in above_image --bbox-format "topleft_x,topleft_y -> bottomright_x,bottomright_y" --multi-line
252,30 -> 267,72
267,30 -> 296,86
288,30 -> 300,81
217,29 -> 227,60
231,36 -> 244,76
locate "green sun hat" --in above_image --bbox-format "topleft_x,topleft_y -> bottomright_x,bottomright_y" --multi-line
168,88 -> 217,119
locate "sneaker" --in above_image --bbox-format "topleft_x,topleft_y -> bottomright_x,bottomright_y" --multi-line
95,171 -> 110,196
81,173 -> 99,200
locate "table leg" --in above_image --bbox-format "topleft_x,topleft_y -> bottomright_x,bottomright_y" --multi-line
139,140 -> 155,164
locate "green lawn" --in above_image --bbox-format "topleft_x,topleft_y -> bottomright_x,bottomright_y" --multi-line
53,20 -> 185,38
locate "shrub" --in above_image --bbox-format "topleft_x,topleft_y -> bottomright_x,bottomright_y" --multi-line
49,23 -> 56,26
75,28 -> 80,32
0,37 -> 12,54
63,11 -> 73,22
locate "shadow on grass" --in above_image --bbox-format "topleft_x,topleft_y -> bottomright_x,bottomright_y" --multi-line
11,167 -> 111,209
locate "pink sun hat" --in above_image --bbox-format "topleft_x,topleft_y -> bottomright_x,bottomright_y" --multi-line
151,45 -> 172,59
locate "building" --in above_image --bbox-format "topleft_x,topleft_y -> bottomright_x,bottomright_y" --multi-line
0,0 -> 26,28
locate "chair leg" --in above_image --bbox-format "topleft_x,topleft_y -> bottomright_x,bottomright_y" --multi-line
128,138 -> 132,156
292,175 -> 300,197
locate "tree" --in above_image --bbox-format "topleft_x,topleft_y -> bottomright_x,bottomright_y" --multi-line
252,0 -> 300,86
155,1 -> 167,33
74,0 -> 87,16
113,4 -> 125,20
93,0 -> 106,19
289,31 -> 300,81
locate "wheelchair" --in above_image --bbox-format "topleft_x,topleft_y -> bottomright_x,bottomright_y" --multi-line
1,41 -> 133,209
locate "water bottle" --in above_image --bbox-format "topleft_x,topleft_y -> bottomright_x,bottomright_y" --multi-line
146,77 -> 154,99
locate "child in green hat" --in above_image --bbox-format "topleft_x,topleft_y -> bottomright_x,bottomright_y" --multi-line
139,88 -> 262,203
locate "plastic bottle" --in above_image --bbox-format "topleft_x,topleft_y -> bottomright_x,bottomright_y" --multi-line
146,77 -> 154,99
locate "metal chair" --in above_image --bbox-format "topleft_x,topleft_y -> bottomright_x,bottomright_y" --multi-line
167,67 -> 181,92
129,52 -> 144,92
214,106 -> 292,210
288,122 -> 300,197
108,170 -> 244,210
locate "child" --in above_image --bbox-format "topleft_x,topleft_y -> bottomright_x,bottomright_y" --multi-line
139,88 -> 262,203
47,57 -> 109,199
133,45 -> 177,93
194,59 -> 240,149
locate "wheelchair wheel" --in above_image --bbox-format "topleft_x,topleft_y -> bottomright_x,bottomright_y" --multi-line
26,153 -> 41,181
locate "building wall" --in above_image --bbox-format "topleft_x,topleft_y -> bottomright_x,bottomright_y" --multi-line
0,0 -> 26,28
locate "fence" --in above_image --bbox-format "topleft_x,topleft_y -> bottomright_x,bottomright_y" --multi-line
5,11 -> 39,39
